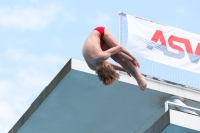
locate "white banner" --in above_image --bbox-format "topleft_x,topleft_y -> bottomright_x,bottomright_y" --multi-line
126,14 -> 200,74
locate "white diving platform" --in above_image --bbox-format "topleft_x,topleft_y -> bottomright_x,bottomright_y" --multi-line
9,58 -> 200,133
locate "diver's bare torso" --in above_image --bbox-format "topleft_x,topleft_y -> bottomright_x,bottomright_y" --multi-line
82,30 -> 104,70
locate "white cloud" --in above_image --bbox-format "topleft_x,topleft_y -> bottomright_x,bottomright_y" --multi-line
5,48 -> 66,91
88,13 -> 112,26
0,4 -> 61,30
0,101 -> 19,133
6,48 -> 65,68
15,67 -> 52,90
5,47 -> 66,92
0,80 -> 14,98
0,80 -> 30,133
0,48 -> 66,132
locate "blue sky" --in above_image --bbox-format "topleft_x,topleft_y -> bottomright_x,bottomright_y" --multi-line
0,0 -> 200,132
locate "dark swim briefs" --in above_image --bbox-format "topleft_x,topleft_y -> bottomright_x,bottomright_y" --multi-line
94,26 -> 105,44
